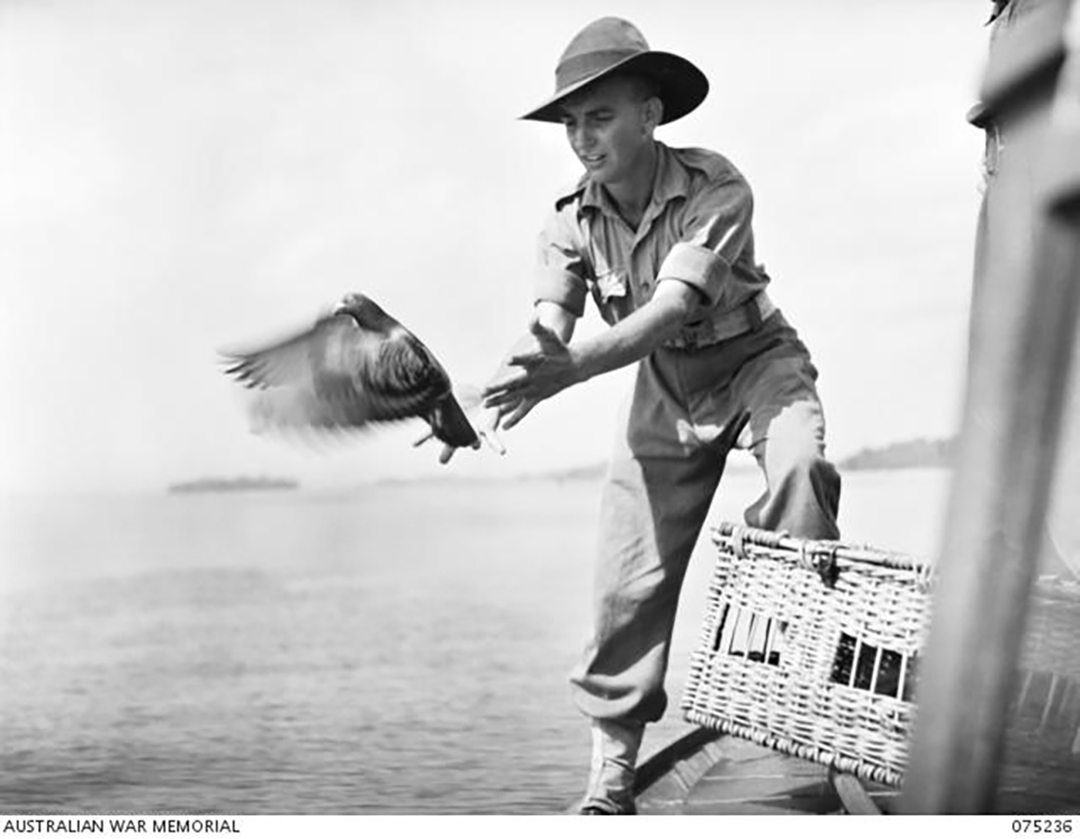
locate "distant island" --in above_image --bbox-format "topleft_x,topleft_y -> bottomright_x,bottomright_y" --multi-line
837,436 -> 957,471
168,476 -> 300,493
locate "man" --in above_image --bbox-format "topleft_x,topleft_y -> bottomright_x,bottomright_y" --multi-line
435,17 -> 842,814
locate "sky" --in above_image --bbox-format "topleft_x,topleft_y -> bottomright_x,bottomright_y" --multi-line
0,0 -> 994,494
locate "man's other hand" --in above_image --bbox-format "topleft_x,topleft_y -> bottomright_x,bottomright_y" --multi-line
413,405 -> 507,464
481,318 -> 582,429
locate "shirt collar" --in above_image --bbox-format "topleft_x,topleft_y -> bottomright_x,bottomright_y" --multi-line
577,141 -> 691,218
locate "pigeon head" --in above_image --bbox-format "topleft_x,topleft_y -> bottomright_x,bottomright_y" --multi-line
334,293 -> 398,331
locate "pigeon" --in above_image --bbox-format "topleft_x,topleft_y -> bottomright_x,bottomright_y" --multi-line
221,293 -> 479,448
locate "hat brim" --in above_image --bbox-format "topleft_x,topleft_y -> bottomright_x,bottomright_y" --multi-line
520,51 -> 708,126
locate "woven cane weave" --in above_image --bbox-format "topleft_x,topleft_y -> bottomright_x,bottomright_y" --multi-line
681,523 -> 930,786
681,522 -> 1080,790
1003,582 -> 1080,787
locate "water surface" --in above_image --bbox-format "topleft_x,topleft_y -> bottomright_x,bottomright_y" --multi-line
0,469 -> 952,814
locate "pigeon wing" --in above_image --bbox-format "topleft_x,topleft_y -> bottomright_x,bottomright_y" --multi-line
223,314 -> 451,434
220,318 -> 325,391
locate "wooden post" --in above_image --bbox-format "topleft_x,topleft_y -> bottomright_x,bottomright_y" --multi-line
901,0 -> 1080,813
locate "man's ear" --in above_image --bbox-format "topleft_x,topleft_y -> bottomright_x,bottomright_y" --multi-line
642,95 -> 663,134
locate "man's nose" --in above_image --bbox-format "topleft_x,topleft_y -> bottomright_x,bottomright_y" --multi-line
570,125 -> 594,152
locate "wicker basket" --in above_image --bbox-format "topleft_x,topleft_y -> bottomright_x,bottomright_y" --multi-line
681,523 -> 930,786
681,522 -> 1080,789
1003,585 -> 1080,797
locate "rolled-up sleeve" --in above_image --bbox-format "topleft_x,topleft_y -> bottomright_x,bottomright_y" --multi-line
657,174 -> 753,307
534,208 -> 589,317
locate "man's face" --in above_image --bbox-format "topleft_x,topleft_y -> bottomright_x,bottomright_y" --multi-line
558,76 -> 659,188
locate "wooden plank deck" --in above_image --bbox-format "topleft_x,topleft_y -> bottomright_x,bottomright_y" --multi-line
636,730 -> 847,815
635,728 -> 1080,815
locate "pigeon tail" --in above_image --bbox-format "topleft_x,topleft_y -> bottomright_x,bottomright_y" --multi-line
428,394 -> 479,448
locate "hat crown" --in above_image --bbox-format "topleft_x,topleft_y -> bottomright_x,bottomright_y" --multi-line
560,17 -> 648,64
555,18 -> 648,92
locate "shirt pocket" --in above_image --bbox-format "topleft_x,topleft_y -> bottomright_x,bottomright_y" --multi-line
591,270 -> 633,325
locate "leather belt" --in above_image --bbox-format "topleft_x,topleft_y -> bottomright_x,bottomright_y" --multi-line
666,290 -> 778,350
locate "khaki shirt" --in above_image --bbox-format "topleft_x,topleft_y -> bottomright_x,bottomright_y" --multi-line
534,141 -> 771,349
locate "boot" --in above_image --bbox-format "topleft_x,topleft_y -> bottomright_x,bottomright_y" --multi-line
576,719 -> 644,815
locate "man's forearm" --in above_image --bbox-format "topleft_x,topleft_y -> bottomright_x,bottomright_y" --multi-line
535,300 -> 578,343
573,279 -> 699,383
480,281 -> 700,423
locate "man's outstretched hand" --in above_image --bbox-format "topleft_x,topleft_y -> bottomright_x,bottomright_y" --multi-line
417,316 -> 582,464
481,318 -> 583,430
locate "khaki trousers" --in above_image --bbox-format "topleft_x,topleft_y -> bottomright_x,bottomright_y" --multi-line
570,312 -> 842,723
